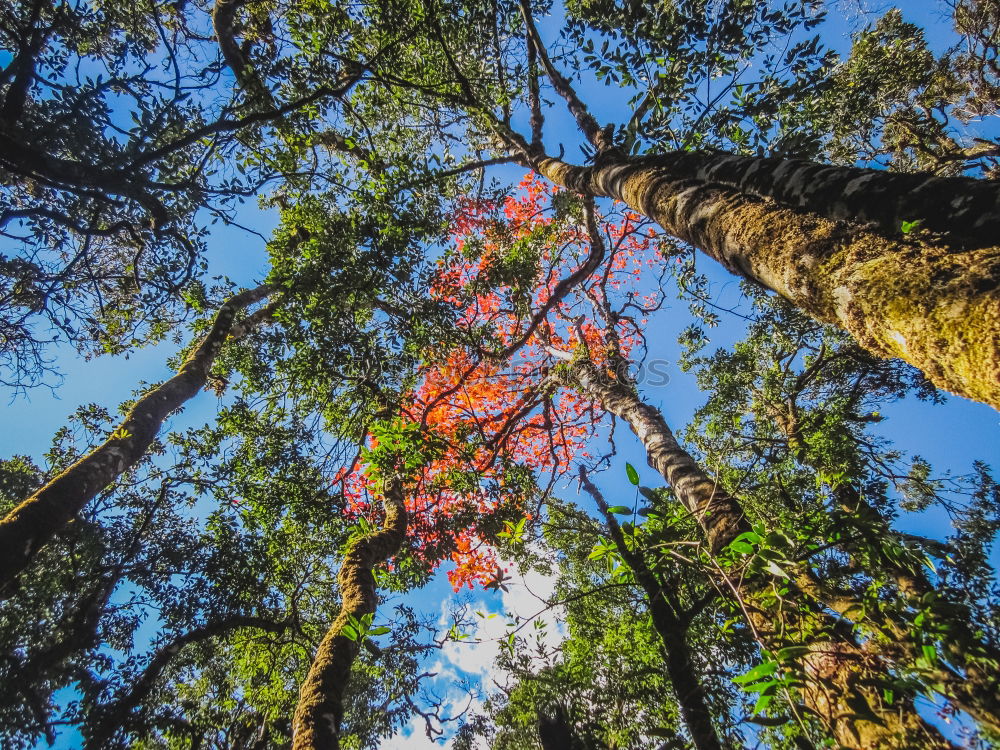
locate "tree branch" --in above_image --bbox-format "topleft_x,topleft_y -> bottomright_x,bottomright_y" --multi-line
516,0 -> 609,151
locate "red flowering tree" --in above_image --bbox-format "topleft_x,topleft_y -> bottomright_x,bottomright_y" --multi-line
338,174 -> 665,590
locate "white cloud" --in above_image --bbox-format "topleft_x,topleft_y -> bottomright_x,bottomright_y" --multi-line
389,716 -> 447,749
385,556 -> 565,747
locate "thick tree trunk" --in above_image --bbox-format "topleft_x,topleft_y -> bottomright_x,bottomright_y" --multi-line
560,357 -> 953,748
537,155 -> 1000,410
291,479 -> 407,750
585,151 -> 1000,246
0,285 -> 274,591
580,468 -> 725,750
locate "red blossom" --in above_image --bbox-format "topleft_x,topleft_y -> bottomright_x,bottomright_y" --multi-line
341,175 -> 665,590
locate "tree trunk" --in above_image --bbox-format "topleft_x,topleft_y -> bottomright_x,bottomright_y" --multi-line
560,357 -> 954,748
0,285 -> 274,591
566,357 -> 749,553
537,154 -> 1000,410
580,468 -> 726,750
582,151 -> 1000,246
291,478 -> 407,750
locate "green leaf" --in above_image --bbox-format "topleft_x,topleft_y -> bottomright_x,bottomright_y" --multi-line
764,531 -> 791,549
368,626 -> 391,636
341,624 -> 359,641
732,531 -> 763,546
921,644 -> 937,665
648,728 -> 676,738
743,678 -> 780,694
729,540 -> 755,555
638,486 -> 658,502
625,462 -> 640,486
747,714 -> 790,727
764,560 -> 789,578
775,645 -> 811,662
753,692 -> 775,714
606,505 -> 632,515
901,219 -> 923,234
733,661 -> 778,684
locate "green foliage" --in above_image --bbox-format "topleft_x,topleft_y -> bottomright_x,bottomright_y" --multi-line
566,0 -> 837,157
817,8 -> 995,174
2,0 -> 999,747
341,612 -> 392,642
682,292 -> 1000,742
363,419 -> 446,477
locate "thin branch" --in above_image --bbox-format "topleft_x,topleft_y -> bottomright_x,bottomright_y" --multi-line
516,0 -> 608,151
491,196 -> 606,359
525,27 -> 544,150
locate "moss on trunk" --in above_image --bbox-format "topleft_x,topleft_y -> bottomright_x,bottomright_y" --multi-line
291,479 -> 407,750
538,156 -> 1000,411
0,285 -> 273,591
603,151 -> 1000,247
562,357 -> 953,748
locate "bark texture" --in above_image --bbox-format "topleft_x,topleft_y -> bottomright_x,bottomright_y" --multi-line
580,468 -> 724,750
538,156 -> 1000,410
599,151 -> 1000,246
567,357 -> 748,552
291,479 -> 407,750
0,285 -> 273,591
562,358 -> 952,748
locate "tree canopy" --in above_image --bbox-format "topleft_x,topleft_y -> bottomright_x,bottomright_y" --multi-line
1,0 -> 999,748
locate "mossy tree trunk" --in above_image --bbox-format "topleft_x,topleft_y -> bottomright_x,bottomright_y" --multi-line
291,478 -> 407,750
537,154 -> 1000,410
0,284 -> 274,591
584,151 -> 1000,245
558,355 -> 954,748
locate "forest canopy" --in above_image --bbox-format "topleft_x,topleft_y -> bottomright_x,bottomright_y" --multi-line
0,0 -> 999,748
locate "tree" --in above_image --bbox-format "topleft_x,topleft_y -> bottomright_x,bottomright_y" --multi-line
435,180 -> 731,748
0,415 -> 326,749
817,9 -> 998,176
292,0 -> 1000,408
547,319 -> 953,748
434,173 -> 975,746
291,474 -> 409,749
683,292 -> 1000,738
0,0 -> 370,388
579,468 -> 726,750
2,1 -> 1000,747
0,283 -> 275,589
